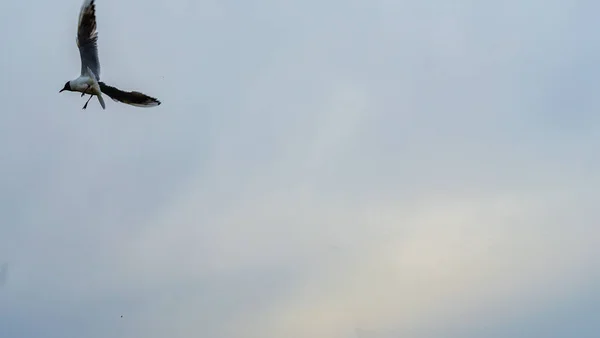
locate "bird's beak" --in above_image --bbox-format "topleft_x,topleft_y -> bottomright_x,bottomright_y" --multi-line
59,89 -> 65,93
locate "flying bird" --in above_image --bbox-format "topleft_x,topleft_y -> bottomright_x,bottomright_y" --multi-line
60,0 -> 161,109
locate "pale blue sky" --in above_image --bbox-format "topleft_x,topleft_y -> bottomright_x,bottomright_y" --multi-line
1,0 -> 599,337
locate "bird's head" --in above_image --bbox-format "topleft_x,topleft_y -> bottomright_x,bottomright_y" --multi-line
59,81 -> 72,93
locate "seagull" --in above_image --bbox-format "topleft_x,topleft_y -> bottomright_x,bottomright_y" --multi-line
60,0 -> 161,109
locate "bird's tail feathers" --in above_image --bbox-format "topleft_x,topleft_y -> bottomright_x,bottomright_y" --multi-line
98,82 -> 161,107
97,93 -> 106,109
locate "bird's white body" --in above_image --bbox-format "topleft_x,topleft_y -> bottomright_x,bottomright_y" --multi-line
69,69 -> 105,108
70,76 -> 100,94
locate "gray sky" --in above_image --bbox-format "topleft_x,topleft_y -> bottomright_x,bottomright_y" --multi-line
0,263 -> 7,287
1,0 -> 599,337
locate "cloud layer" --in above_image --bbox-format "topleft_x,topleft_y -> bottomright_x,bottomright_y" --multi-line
0,0 -> 599,337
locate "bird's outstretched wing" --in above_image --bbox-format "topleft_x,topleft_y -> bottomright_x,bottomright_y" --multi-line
99,82 -> 162,107
77,0 -> 100,79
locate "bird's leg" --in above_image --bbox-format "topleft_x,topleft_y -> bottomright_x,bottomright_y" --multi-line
81,84 -> 90,97
82,94 -> 94,109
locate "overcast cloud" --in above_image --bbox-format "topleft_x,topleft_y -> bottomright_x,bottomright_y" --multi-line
0,0 -> 599,337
